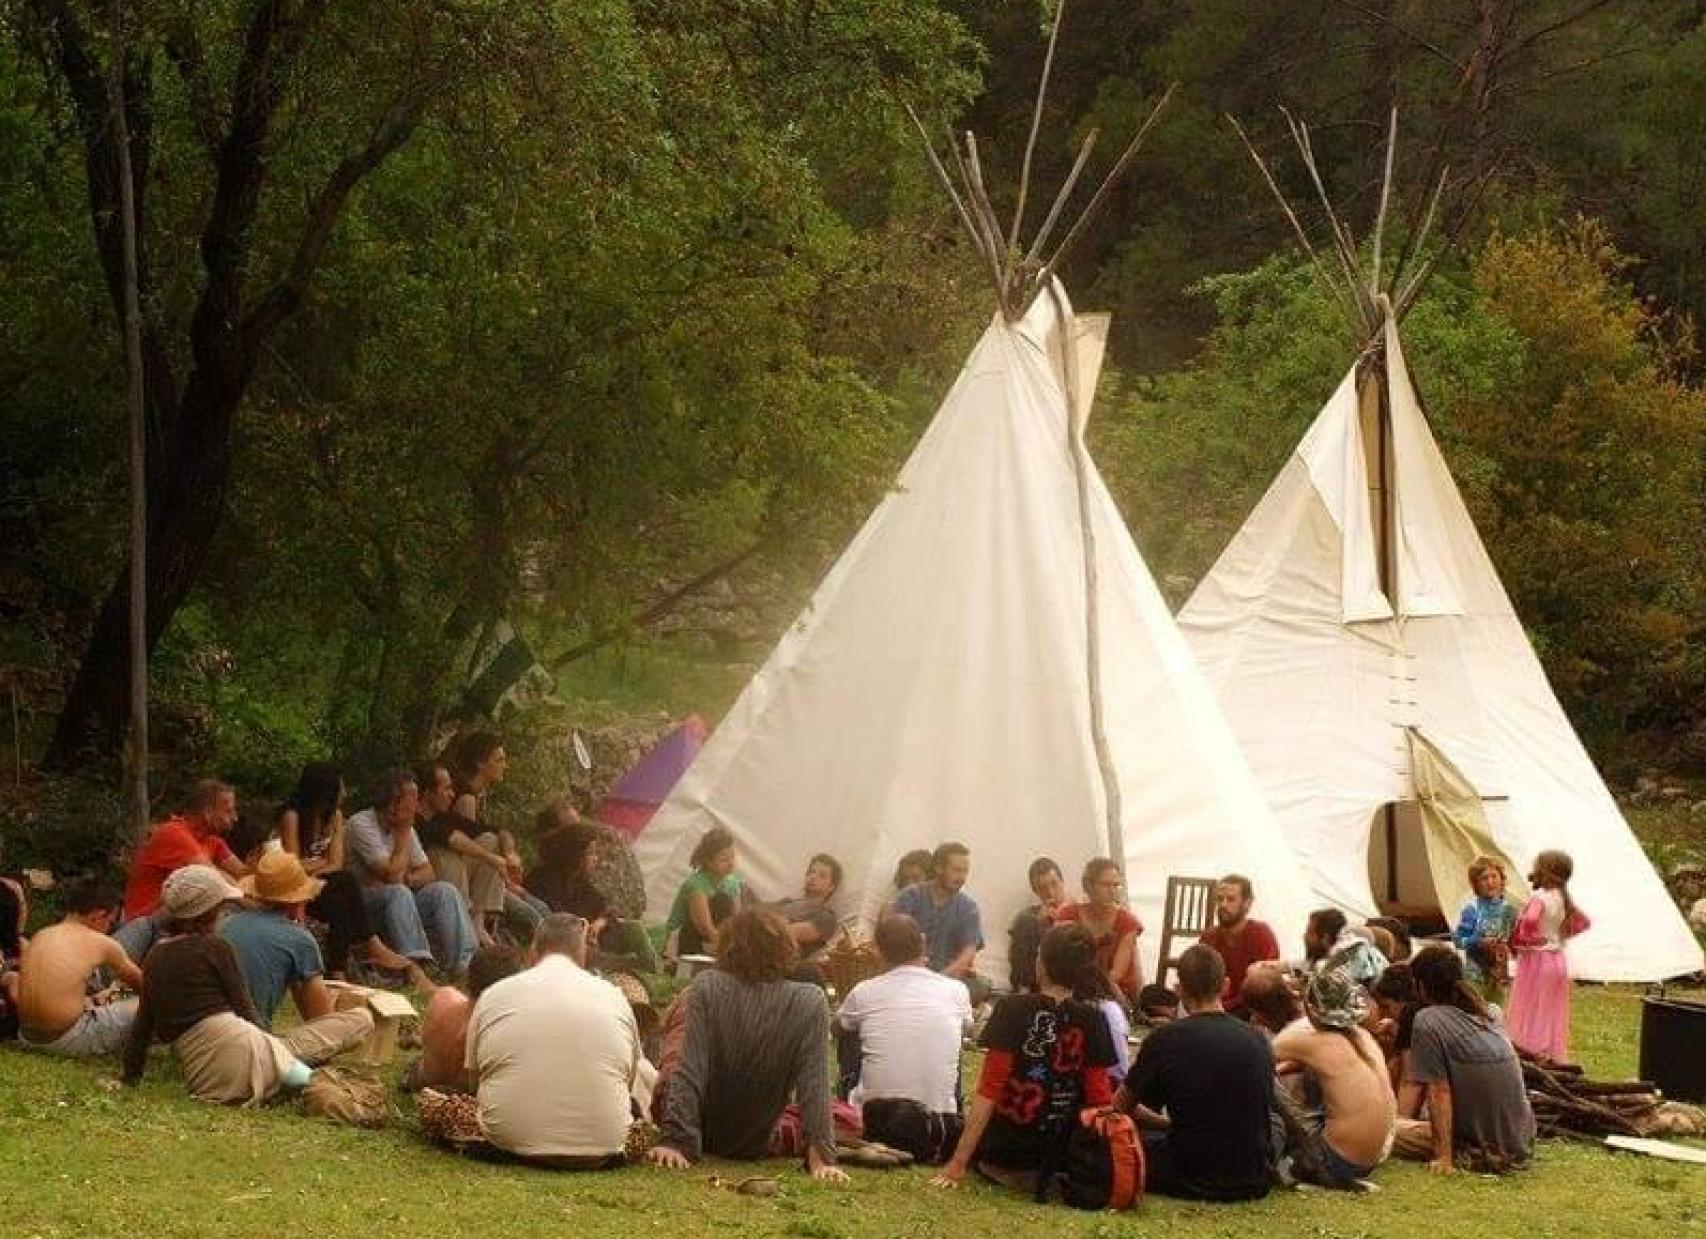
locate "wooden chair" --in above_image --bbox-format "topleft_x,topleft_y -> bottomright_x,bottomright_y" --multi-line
1156,876 -> 1219,989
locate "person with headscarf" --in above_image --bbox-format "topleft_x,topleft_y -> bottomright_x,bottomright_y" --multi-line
1270,969 -> 1396,1188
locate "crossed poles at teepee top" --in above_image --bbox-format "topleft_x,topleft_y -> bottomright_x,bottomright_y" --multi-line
905,0 -> 1177,323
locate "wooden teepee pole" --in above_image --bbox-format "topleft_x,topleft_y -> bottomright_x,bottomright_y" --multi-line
1369,107 -> 1399,296
1009,0 -> 1069,252
1228,115 -> 1362,329
905,105 -> 1007,306
1046,282 -> 1123,870
1282,108 -> 1376,330
1030,82 -> 1177,312
1388,164 -> 1449,297
961,132 -> 1014,313
1396,167 -> 1493,318
1023,127 -> 1098,270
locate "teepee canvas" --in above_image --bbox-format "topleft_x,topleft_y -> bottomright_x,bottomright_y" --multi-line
1179,116 -> 1703,982
637,283 -> 1315,982
637,39 -> 1317,981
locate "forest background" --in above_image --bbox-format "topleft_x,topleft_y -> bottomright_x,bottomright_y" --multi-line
2,1 -> 1703,876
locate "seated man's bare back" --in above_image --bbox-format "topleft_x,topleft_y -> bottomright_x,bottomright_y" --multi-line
18,920 -> 138,1037
1273,1018 -> 1395,1173
17,880 -> 144,1059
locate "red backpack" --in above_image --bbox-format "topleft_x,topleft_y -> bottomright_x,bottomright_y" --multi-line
1040,1107 -> 1145,1211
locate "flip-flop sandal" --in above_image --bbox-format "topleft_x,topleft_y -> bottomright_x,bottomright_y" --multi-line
836,1143 -> 908,1169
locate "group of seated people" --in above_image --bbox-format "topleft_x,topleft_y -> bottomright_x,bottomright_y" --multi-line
3,788 -> 1542,1201
852,877 -> 1534,1200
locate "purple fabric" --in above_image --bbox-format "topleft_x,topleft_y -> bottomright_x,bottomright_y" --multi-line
600,717 -> 706,821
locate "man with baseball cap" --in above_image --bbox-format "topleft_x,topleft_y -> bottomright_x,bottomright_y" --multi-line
220,851 -> 379,1063
124,864 -> 372,1104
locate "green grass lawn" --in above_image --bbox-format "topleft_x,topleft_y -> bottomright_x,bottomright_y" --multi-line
2,984 -> 1701,1238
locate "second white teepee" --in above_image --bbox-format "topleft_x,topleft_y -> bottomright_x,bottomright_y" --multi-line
1179,311 -> 1703,982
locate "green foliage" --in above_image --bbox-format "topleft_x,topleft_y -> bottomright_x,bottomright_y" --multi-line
4,0 -> 1706,820
1460,222 -> 1706,754
0,0 -> 984,795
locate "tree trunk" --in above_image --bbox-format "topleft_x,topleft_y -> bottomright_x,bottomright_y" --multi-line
33,1 -> 424,767
47,369 -> 247,763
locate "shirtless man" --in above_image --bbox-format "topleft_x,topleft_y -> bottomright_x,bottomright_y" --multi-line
17,877 -> 144,1058
1271,967 -> 1396,1187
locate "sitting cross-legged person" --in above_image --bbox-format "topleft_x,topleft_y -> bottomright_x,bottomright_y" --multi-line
1116,944 -> 1275,1202
837,913 -> 972,1162
461,915 -> 643,1168
665,827 -> 750,958
1054,857 -> 1142,1004
16,877 -> 142,1058
929,924 -> 1119,1193
1198,874 -> 1281,1015
276,761 -> 421,984
647,909 -> 846,1183
114,779 -> 251,963
776,853 -> 845,960
406,943 -> 525,1093
1272,968 -> 1396,1188
345,769 -> 477,979
123,866 -> 374,1105
1391,945 -> 1535,1175
1241,961 -> 1304,1038
891,842 -> 989,1004
1301,908 -> 1388,986
218,850 -> 387,1064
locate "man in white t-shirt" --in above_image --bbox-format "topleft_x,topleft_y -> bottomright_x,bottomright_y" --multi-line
465,913 -> 642,1167
837,913 -> 972,1156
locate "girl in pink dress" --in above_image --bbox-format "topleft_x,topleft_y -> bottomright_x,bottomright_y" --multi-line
1506,850 -> 1590,1062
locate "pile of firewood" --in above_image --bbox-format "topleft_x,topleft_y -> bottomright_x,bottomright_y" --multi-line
1523,1053 -> 1706,1140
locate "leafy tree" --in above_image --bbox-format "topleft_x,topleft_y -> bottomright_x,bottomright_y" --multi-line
1,0 -> 980,773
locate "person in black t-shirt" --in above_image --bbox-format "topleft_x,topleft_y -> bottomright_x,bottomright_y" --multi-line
930,923 -> 1119,1192
1117,943 -> 1275,1201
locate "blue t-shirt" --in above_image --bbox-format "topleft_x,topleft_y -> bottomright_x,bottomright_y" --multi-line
219,908 -> 325,1028
892,884 -> 984,972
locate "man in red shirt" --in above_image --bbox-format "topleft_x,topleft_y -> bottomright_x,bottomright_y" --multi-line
1197,874 -> 1279,1015
115,780 -> 250,961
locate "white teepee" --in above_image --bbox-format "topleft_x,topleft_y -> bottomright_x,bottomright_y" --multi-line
637,280 -> 1318,983
1178,285 -> 1702,981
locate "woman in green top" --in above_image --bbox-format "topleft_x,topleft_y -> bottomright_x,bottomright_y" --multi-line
668,827 -> 748,956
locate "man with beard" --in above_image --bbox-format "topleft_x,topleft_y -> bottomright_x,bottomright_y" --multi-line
1197,874 -> 1279,1015
891,842 -> 987,1003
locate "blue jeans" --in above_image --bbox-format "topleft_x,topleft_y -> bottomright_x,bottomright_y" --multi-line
361,882 -> 476,971
503,889 -> 549,940
112,915 -> 162,964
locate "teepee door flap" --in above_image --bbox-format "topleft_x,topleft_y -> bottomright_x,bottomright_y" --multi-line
1406,730 -> 1528,916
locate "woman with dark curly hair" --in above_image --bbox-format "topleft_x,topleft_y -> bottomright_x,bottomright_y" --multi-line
647,909 -> 845,1182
